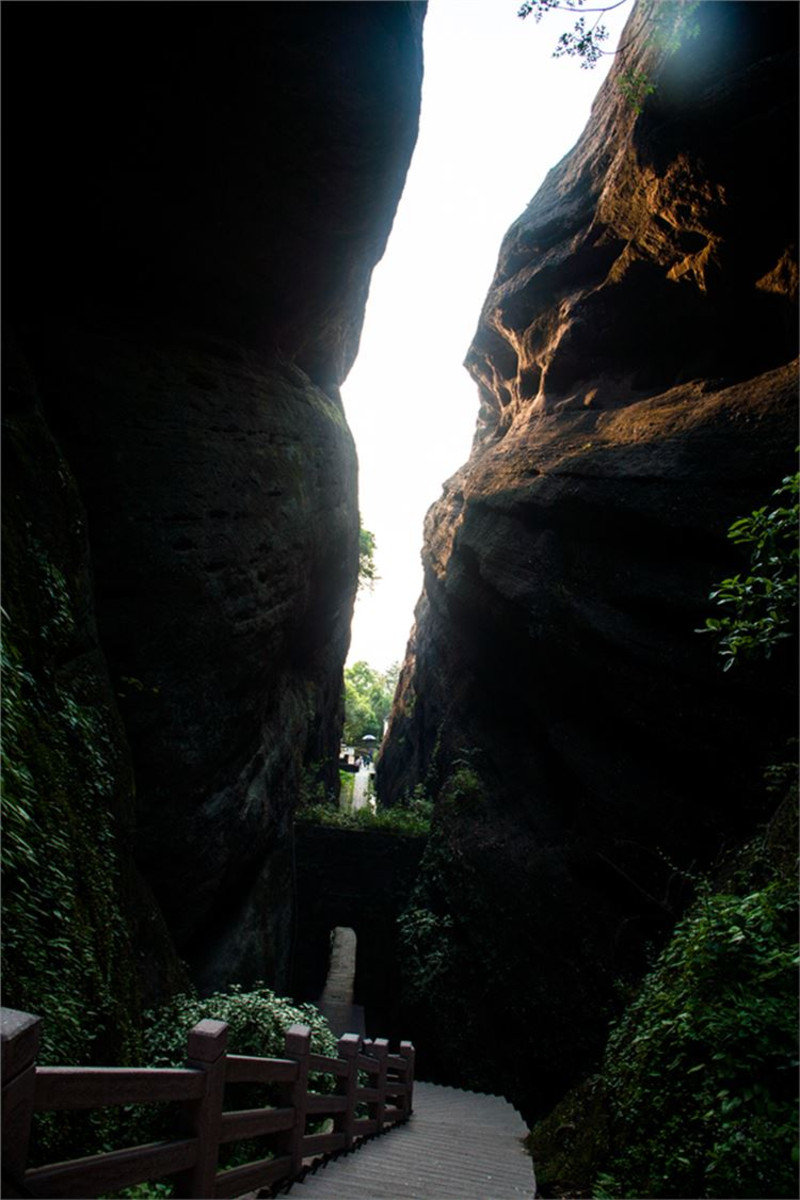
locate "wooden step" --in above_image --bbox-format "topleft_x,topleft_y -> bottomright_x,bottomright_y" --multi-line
274,1080 -> 535,1199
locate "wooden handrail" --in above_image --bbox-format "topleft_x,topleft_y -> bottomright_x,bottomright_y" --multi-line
0,1007 -> 414,1199
34,1066 -> 207,1109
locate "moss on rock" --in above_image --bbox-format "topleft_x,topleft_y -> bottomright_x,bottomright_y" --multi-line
1,339 -> 188,1069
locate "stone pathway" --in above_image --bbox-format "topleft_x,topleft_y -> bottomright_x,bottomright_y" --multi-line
242,926 -> 534,1199
351,763 -> 372,811
319,927 -> 356,1008
316,925 -> 365,1038
279,1081 -> 535,1198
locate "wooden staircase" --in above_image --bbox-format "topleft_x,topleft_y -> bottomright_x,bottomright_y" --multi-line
277,1079 -> 535,1199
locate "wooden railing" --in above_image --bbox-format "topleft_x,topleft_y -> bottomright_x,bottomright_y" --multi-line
1,1006 -> 414,1199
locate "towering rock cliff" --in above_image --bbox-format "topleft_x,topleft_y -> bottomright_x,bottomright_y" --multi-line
379,0 -> 797,1117
3,1 -> 425,1020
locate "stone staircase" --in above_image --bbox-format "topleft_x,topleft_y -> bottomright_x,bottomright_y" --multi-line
275,924 -> 535,1198
275,1079 -> 535,1199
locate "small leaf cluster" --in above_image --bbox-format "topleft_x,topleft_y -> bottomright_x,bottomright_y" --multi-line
702,469 -> 799,670
617,68 -> 656,114
518,0 -> 615,68
518,0 -> 701,115
342,659 -> 399,744
357,521 -> 378,592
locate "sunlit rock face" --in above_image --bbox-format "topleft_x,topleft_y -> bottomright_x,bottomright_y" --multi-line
379,0 -> 797,1116
5,2 -> 425,994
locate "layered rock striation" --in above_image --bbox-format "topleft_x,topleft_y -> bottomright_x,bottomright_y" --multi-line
4,3 -> 425,999
379,0 -> 798,1116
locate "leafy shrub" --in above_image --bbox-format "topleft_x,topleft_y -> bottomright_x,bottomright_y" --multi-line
297,801 -> 431,837
702,469 -> 799,669
593,875 -> 798,1198
33,984 -> 337,1187
397,905 -> 456,1006
437,762 -> 485,817
142,982 -> 337,1066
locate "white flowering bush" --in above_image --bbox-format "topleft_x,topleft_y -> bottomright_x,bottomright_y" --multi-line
143,982 -> 337,1065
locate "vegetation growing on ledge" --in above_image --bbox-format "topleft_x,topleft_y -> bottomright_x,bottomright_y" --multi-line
701,468 -> 799,670
529,805 -> 799,1199
297,795 -> 432,838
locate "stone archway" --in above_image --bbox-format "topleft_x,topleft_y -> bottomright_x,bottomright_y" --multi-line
292,826 -> 426,1042
317,926 -> 366,1036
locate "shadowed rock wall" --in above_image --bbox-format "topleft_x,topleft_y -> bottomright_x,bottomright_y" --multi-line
378,0 -> 797,1117
4,2 -> 425,997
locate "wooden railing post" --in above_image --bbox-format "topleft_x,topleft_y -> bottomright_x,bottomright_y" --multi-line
174,1018 -> 228,1200
335,1033 -> 360,1150
371,1038 -> 389,1130
1,1008 -> 41,1195
283,1023 -> 311,1177
399,1040 -> 415,1115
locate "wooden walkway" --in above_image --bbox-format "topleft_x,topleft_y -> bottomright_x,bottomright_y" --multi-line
277,1079 -> 535,1199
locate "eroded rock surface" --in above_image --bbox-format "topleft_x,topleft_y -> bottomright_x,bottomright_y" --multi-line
379,0 -> 798,1117
4,2 -> 425,994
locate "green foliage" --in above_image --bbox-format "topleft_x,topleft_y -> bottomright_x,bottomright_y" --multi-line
437,760 -> 486,817
297,799 -> 431,838
357,522 -> 378,593
395,817 -> 499,1094
342,660 -> 399,744
35,985 -> 338,1186
617,67 -> 656,114
517,0 -> 619,67
338,768 -> 355,810
397,905 -> 456,1005
702,469 -> 799,669
593,874 -> 798,1198
518,0 -> 700,111
1,611 -> 142,1071
142,983 -> 337,1067
104,1186 -> 173,1200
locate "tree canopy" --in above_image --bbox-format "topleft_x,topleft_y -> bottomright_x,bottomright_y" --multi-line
517,0 -> 632,67
358,523 -> 378,592
342,660 -> 400,745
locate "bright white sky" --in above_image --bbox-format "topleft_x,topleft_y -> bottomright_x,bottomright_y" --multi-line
343,0 -> 632,672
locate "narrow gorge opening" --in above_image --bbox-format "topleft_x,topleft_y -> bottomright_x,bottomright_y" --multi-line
341,0 -> 633,679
